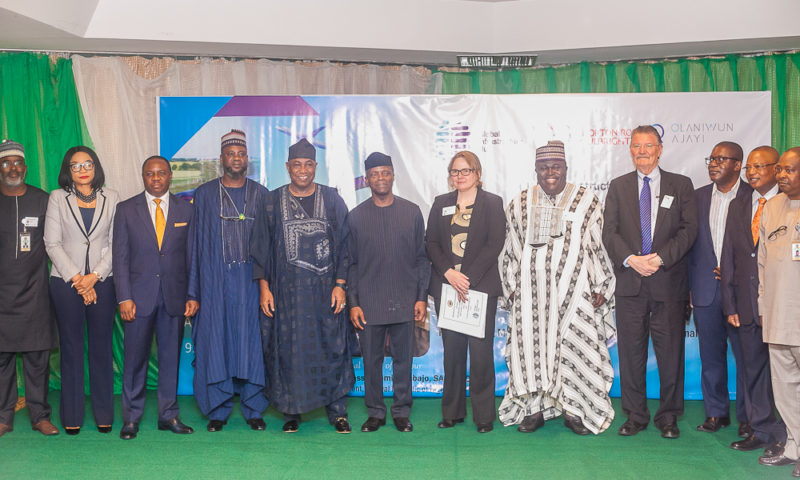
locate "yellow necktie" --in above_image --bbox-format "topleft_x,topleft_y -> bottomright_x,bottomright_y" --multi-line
752,197 -> 766,246
154,198 -> 165,250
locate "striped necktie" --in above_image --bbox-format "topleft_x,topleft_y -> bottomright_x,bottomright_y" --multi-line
751,197 -> 766,246
640,176 -> 652,255
154,198 -> 165,250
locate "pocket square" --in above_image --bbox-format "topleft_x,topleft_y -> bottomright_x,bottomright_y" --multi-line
174,222 -> 188,227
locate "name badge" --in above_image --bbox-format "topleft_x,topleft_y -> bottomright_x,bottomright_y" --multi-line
20,233 -> 31,252
660,195 -> 674,209
792,242 -> 800,261
22,216 -> 38,228
442,205 -> 456,216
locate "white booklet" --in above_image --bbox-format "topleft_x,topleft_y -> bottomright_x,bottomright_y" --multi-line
437,284 -> 488,338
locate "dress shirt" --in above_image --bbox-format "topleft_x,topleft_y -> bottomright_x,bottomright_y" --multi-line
637,166 -> 661,238
144,191 -> 170,228
752,184 -> 780,222
709,179 -> 741,263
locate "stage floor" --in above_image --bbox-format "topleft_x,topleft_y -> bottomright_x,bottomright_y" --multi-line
3,392 -> 791,479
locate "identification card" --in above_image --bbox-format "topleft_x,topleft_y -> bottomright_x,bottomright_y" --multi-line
660,195 -> 674,209
20,233 -> 31,252
792,242 -> 800,261
22,216 -> 38,228
442,205 -> 456,216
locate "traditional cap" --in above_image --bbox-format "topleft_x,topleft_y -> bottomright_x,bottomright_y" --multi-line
0,140 -> 24,160
535,140 -> 566,162
221,129 -> 247,149
288,138 -> 316,161
364,152 -> 392,170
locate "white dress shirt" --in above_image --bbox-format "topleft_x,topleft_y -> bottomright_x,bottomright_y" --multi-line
751,184 -> 780,221
709,179 -> 741,263
144,191 -> 170,228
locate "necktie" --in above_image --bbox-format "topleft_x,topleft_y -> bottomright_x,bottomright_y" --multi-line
154,198 -> 165,250
751,197 -> 766,245
640,176 -> 652,255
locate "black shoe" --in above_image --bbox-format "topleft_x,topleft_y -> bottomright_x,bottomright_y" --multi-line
360,417 -> 386,432
564,414 -> 591,435
157,418 -> 194,434
207,420 -> 226,432
65,427 -> 80,436
97,426 -> 112,434
759,454 -> 797,467
477,422 -> 493,433
393,417 -> 413,432
696,416 -> 730,433
334,417 -> 351,434
518,413 -> 545,433
618,419 -> 647,436
120,422 -> 138,440
738,422 -> 752,438
764,440 -> 787,458
437,418 -> 464,429
282,419 -> 299,433
731,434 -> 767,451
659,422 -> 680,439
247,418 -> 266,431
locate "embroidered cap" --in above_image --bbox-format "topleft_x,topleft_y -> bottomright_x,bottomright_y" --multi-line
221,129 -> 247,149
535,140 -> 566,162
0,140 -> 24,160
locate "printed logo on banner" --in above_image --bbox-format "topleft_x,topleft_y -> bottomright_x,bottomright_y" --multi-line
435,121 -> 472,160
666,121 -> 734,144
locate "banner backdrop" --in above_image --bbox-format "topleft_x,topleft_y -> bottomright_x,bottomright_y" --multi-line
159,92 -> 771,398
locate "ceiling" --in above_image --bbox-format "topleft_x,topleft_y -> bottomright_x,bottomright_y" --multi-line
1,0 -> 799,66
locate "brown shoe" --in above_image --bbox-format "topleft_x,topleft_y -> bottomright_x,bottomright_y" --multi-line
32,419 -> 59,436
0,423 -> 12,437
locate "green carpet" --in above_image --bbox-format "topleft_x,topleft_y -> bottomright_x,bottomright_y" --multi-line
1,393 -> 792,479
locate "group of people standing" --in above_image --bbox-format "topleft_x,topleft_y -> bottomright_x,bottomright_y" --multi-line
0,124 -> 798,476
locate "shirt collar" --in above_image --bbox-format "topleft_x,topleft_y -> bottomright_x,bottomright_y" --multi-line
637,166 -> 661,182
144,191 -> 169,204
712,178 -> 741,197
753,183 -> 780,202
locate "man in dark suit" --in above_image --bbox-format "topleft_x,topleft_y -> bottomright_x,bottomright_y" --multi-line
689,141 -> 752,436
602,125 -> 698,439
113,156 -> 199,440
720,145 -> 786,453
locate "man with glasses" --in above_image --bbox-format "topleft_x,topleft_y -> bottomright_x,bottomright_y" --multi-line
189,130 -> 269,432
346,152 -> 429,433
0,140 -> 59,437
720,146 -> 786,456
499,140 -> 617,435
603,125 -> 697,439
689,142 -> 752,437
756,147 -> 800,476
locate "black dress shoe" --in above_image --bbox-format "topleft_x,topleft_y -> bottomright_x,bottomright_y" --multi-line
360,417 -> 386,432
120,422 -> 139,440
518,413 -> 545,433
437,418 -> 464,429
564,414 -> 591,435
282,419 -> 299,433
659,422 -> 680,439
97,426 -> 112,434
764,440 -> 787,458
737,422 -> 752,438
731,434 -> 767,451
477,423 -> 493,433
618,419 -> 647,436
393,417 -> 413,432
65,427 -> 80,436
696,416 -> 730,433
759,454 -> 797,466
334,417 -> 351,434
157,418 -> 194,434
247,418 -> 266,431
207,420 -> 226,432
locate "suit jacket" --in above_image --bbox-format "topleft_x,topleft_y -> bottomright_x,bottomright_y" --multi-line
44,187 -> 119,281
689,181 -> 752,307
425,187 -> 505,299
602,169 -> 698,301
112,192 -> 195,318
720,192 -> 760,325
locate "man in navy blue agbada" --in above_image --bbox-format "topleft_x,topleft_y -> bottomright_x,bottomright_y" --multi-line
189,130 -> 269,432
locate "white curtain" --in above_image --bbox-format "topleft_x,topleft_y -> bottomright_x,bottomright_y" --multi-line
71,56 -> 439,199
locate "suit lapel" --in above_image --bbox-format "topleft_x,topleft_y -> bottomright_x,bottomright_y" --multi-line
66,192 -> 88,235
161,194 -> 179,249
653,172 -> 675,243
135,193 -> 159,247
624,172 -> 643,250
86,190 -> 106,236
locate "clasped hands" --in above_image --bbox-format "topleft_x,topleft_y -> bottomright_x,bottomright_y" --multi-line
71,273 -> 98,305
628,253 -> 663,277
444,268 -> 470,303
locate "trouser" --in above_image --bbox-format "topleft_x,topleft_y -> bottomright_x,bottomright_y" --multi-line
50,277 -> 116,428
768,344 -> 800,461
283,394 -> 348,424
360,321 -> 414,419
122,287 -> 183,423
0,350 -> 51,426
207,378 -> 268,421
615,284 -> 685,427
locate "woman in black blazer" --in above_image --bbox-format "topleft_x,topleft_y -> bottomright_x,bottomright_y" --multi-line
426,150 -> 505,433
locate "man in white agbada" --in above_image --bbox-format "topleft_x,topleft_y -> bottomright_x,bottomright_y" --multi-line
499,140 -> 616,435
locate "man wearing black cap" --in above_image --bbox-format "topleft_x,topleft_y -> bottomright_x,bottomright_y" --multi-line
0,140 -> 60,437
346,152 -> 430,433
251,138 -> 356,433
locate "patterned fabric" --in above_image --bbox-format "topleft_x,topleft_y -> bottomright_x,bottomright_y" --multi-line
752,197 -> 767,245
449,203 -> 473,272
498,184 -> 616,434
154,198 -> 165,250
640,176 -> 652,254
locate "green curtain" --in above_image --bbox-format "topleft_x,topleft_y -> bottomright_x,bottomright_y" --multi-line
437,52 -> 800,152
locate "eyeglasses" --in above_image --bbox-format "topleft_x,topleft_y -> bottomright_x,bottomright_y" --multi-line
449,168 -> 475,177
704,156 -> 739,166
70,161 -> 94,172
630,143 -> 660,150
223,151 -> 248,159
767,225 -> 787,241
0,159 -> 24,169
744,162 -> 777,172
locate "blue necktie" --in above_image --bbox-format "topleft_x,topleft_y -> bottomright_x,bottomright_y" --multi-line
640,176 -> 652,255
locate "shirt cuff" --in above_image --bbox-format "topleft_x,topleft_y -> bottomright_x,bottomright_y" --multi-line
623,255 -> 632,268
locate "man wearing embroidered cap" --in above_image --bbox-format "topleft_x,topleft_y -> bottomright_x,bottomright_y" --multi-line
0,140 -> 60,437
499,140 -> 616,435
346,152 -> 430,433
189,129 -> 269,432
251,138 -> 356,433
